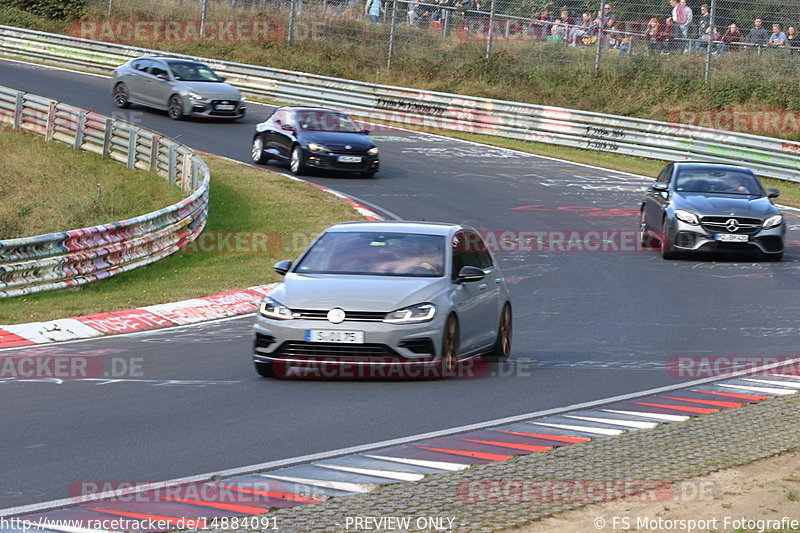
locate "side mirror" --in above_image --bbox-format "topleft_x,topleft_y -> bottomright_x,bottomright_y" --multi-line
281,123 -> 295,132
456,266 -> 485,283
219,76 -> 227,81
361,129 -> 370,135
274,260 -> 292,276
768,188 -> 780,198
156,73 -> 169,81
652,182 -> 669,192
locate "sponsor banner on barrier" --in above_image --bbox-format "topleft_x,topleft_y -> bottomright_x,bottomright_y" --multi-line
73,309 -> 175,335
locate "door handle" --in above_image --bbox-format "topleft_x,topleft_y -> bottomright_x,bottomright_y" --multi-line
495,278 -> 502,284
478,284 -> 487,290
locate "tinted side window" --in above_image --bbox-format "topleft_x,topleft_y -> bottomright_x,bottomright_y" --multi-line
133,59 -> 152,72
149,63 -> 169,78
451,230 -> 492,279
656,164 -> 673,184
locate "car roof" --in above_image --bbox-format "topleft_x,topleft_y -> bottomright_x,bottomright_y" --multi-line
279,107 -> 349,114
324,221 -> 466,236
132,57 -> 205,65
673,162 -> 754,174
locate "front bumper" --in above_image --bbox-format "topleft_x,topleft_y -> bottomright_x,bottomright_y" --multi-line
304,150 -> 380,173
668,218 -> 785,256
188,97 -> 246,118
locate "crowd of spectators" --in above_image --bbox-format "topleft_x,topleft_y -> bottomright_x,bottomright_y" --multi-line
325,0 -> 800,57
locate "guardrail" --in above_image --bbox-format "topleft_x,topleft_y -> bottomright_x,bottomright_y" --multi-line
0,84 -> 209,298
2,24 -> 798,184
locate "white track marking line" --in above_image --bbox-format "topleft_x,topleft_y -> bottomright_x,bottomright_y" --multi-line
363,455 -> 468,472
258,474 -> 372,493
565,415 -> 658,429
601,410 -> 690,422
315,464 -> 424,482
528,423 -> 623,436
718,384 -> 796,395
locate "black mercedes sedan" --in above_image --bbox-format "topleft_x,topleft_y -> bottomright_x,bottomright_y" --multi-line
251,107 -> 379,178
640,162 -> 785,260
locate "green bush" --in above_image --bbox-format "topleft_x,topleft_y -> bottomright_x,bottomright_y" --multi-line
7,0 -> 86,20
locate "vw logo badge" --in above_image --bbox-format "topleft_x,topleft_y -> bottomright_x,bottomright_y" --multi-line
725,219 -> 740,232
327,308 -> 346,324
345,145 -> 352,150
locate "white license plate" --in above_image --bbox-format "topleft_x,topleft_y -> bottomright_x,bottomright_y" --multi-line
338,155 -> 362,163
305,330 -> 364,343
715,233 -> 749,242
215,104 -> 235,111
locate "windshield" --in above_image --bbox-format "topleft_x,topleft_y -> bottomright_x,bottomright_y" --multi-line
295,232 -> 445,277
169,62 -> 223,82
297,111 -> 362,132
675,169 -> 765,195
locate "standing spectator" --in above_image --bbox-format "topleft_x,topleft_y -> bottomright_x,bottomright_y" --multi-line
768,24 -> 787,47
535,9 -> 552,41
601,3 -> 615,24
365,0 -> 383,23
787,26 -> 800,52
431,0 -> 454,27
716,22 -> 742,53
645,17 -> 661,53
669,0 -> 692,52
747,18 -> 769,49
693,4 -> 710,51
569,12 -> 592,46
657,16 -> 676,53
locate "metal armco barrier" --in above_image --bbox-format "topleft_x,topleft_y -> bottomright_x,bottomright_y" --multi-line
0,84 -> 209,298
2,25 -> 798,183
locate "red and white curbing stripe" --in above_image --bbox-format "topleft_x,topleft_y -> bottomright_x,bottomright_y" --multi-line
0,285 -> 277,349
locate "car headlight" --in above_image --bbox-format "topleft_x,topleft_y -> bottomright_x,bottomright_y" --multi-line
674,209 -> 700,225
240,95 -> 247,102
762,215 -> 783,228
383,303 -> 437,324
367,147 -> 379,156
188,91 -> 204,101
259,297 -> 294,320
308,143 -> 331,153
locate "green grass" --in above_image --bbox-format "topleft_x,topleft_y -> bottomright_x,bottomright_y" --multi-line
0,126 -> 183,239
0,155 -> 363,324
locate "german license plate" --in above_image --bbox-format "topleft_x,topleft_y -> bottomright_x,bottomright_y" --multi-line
215,104 -> 235,111
305,330 -> 364,343
715,233 -> 748,243
338,155 -> 362,163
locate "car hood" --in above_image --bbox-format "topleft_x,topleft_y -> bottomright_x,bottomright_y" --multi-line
300,131 -> 375,151
176,81 -> 242,100
673,192 -> 779,217
269,274 -> 448,312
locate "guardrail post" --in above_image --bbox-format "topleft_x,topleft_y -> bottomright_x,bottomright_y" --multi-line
181,153 -> 192,191
45,101 -> 56,140
74,110 -> 87,149
13,92 -> 23,131
127,128 -> 138,169
168,144 -> 177,185
485,0 -> 496,59
150,136 -> 161,171
102,118 -> 113,156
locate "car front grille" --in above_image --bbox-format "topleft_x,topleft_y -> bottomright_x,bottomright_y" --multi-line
272,341 -> 398,361
700,216 -> 762,235
291,309 -> 386,322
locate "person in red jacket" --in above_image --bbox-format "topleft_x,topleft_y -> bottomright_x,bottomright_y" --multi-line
716,22 -> 742,53
657,16 -> 676,53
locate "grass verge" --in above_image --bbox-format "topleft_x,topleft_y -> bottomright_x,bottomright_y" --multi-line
0,155 -> 363,324
0,126 -> 183,238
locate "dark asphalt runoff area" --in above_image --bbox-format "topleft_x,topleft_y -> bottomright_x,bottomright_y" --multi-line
1,58 -> 799,510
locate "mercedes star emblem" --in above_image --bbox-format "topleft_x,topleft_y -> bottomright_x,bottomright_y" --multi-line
725,219 -> 740,232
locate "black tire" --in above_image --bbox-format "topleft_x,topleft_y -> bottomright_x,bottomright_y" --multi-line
485,303 -> 512,362
661,219 -> 679,259
167,95 -> 185,120
360,171 -> 376,179
766,252 -> 783,261
113,83 -> 130,109
438,315 -> 460,378
254,361 -> 276,378
290,145 -> 306,176
251,136 -> 270,164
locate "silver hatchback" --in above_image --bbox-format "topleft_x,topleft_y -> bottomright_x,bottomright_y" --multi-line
111,57 -> 245,120
253,222 -> 512,379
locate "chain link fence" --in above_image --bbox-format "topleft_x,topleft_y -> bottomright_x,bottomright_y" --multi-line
86,0 -> 800,81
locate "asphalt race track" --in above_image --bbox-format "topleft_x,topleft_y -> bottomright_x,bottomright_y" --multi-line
1,59 -> 800,510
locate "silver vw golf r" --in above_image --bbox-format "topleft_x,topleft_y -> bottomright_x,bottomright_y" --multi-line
253,222 -> 512,379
